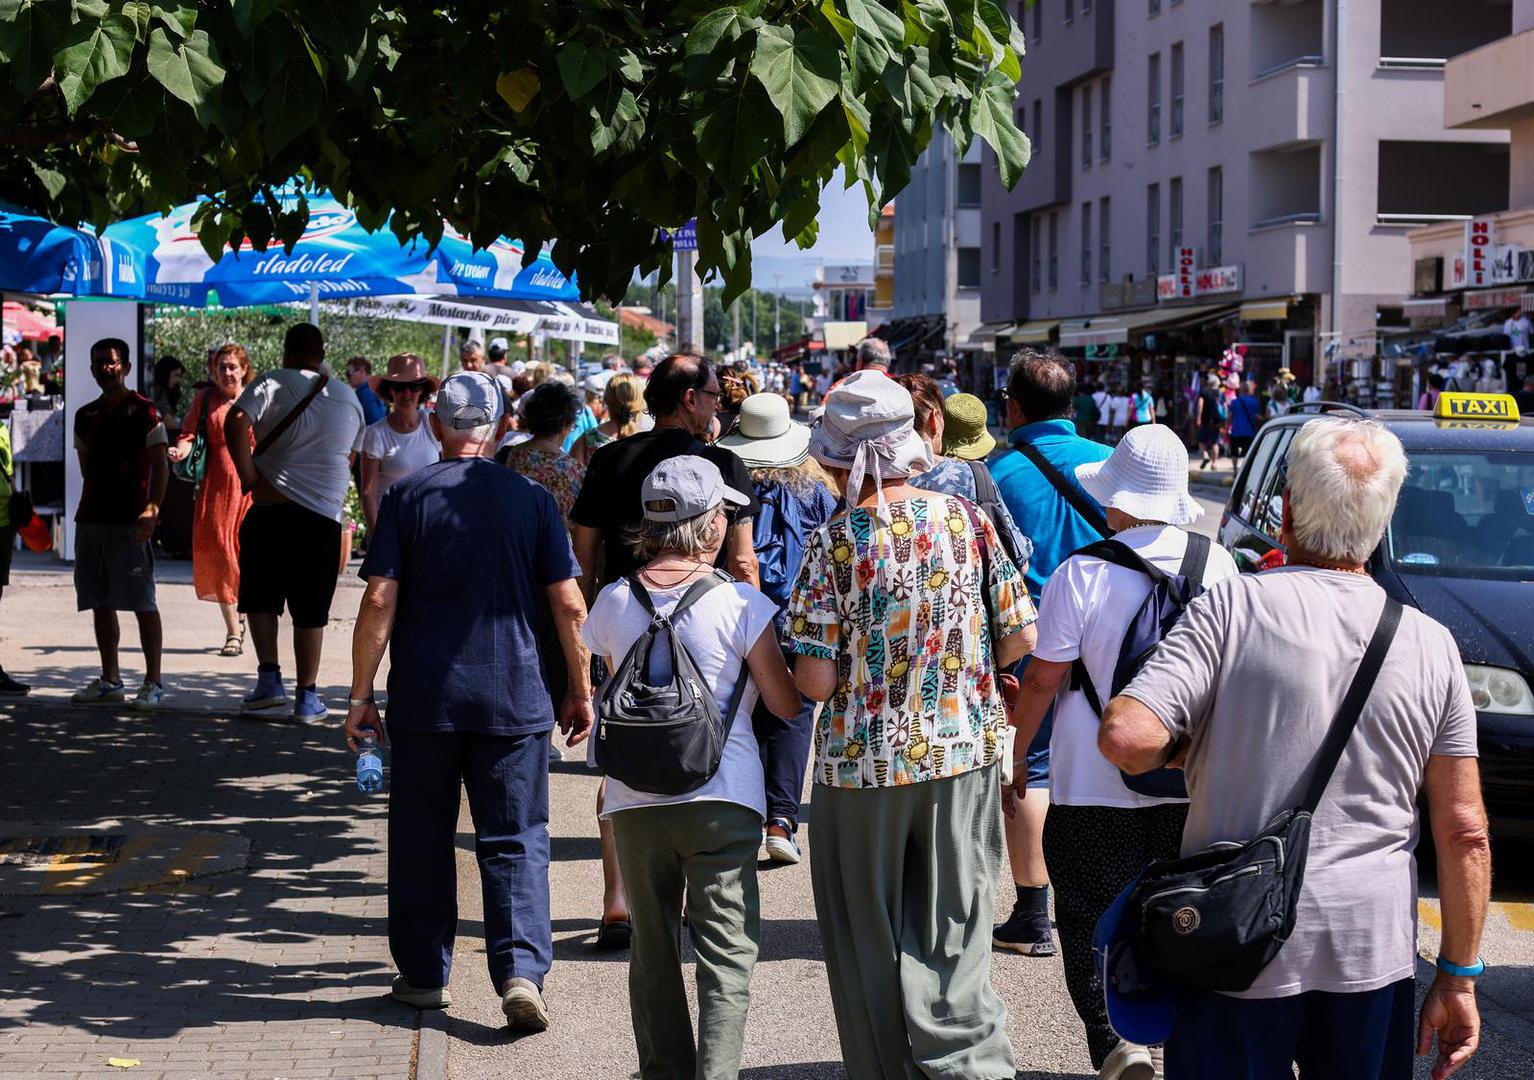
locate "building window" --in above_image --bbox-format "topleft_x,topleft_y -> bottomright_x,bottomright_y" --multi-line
957,247 -> 982,289
1148,53 -> 1161,145
957,163 -> 982,207
1048,211 -> 1058,290
1032,215 -> 1042,293
992,221 -> 1001,273
1100,75 -> 1112,161
1081,202 -> 1093,286
1081,84 -> 1093,167
1209,24 -> 1224,124
1170,42 -> 1184,138
1149,0 -> 1159,14
1208,167 -> 1223,265
1147,183 -> 1160,274
1099,197 -> 1111,284
1064,0 -> 1073,24
1033,99 -> 1043,157
1032,0 -> 1041,41
1083,0 -> 1092,13
1170,176 -> 1183,254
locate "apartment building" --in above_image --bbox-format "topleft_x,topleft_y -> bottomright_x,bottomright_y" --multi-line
890,130 -> 986,369
979,0 -> 1511,387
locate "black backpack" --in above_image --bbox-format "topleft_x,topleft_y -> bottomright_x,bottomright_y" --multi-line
595,570 -> 749,795
965,458 -> 1027,569
1068,532 -> 1212,799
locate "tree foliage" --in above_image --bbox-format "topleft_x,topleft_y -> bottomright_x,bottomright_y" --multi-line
0,0 -> 1030,304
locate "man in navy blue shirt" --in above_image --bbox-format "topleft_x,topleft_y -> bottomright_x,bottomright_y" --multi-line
988,350 -> 1113,957
345,371 -> 593,1032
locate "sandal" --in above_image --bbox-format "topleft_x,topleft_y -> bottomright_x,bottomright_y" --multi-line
219,633 -> 244,657
595,917 -> 632,951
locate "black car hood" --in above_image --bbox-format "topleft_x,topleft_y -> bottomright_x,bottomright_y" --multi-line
1393,573 -> 1534,672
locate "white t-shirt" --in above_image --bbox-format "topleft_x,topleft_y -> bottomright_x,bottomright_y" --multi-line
361,416 -> 439,495
583,576 -> 778,819
1109,395 -> 1131,427
1032,524 -> 1238,808
237,368 -> 365,521
1503,314 -> 1531,353
1091,390 -> 1110,419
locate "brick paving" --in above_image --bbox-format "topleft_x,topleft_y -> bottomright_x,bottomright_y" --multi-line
0,701 -> 418,1080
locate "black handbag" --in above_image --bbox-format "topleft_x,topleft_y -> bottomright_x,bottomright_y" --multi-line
594,571 -> 749,796
1125,597 -> 1403,993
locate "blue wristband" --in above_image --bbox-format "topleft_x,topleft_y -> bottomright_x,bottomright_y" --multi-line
1435,954 -> 1485,978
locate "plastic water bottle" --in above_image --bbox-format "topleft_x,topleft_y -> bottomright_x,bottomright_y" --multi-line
356,737 -> 384,794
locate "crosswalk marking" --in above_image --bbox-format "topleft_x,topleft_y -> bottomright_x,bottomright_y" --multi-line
1419,898 -> 1534,932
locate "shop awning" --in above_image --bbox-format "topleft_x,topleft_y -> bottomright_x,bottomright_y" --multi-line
1057,304 -> 1237,348
1402,297 -> 1450,318
1523,293 -> 1534,314
966,319 -> 1014,344
1058,320 -> 1127,347
1000,319 -> 1058,344
1239,299 -> 1290,321
824,320 -> 868,350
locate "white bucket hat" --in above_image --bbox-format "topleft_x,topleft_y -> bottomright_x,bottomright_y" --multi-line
717,392 -> 811,468
1075,424 -> 1204,526
809,370 -> 933,517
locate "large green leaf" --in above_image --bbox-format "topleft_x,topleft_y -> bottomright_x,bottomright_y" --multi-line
557,42 -> 607,101
230,0 -> 277,35
53,13 -> 136,111
86,71 -> 166,138
146,26 -> 226,127
694,81 -> 775,185
846,0 -> 905,50
685,6 -> 762,84
969,69 -> 1029,188
261,57 -> 322,154
749,25 -> 840,147
496,69 -> 540,112
587,84 -> 642,156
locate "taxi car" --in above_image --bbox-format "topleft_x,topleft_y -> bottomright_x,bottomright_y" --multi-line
1218,392 -> 1534,833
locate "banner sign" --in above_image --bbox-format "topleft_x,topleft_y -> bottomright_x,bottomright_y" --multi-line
1194,264 -> 1243,294
1465,218 -> 1495,288
1175,247 -> 1198,299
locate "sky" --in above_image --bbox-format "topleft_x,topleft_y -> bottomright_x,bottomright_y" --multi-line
749,171 -> 878,293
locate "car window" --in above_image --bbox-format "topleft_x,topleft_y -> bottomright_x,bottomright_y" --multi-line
1386,449 -> 1534,579
1250,428 -> 1296,539
1232,428 -> 1283,523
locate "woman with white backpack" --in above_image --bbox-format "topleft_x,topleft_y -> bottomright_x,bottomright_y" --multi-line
582,455 -> 800,1080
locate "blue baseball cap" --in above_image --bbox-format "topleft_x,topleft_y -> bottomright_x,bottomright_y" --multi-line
1094,873 -> 1176,1047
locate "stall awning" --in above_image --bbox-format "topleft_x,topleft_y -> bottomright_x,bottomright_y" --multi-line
1403,297 -> 1450,318
319,295 -> 620,345
1239,299 -> 1290,322
1058,320 -> 1127,347
966,319 -> 1014,344
1000,319 -> 1058,344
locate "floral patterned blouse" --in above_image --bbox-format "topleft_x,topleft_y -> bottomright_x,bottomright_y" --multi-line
502,444 -> 584,530
787,493 -> 1036,789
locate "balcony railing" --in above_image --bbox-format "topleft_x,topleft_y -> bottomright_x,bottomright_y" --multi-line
1251,211 -> 1323,230
1378,56 -> 1446,71
1376,212 -> 1472,227
1251,55 -> 1325,83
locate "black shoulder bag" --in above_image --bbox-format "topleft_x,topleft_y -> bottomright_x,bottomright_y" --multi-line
1125,597 -> 1403,993
1014,442 -> 1112,540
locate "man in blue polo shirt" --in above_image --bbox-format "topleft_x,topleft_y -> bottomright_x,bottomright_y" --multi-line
988,349 -> 1112,956
345,371 -> 594,1032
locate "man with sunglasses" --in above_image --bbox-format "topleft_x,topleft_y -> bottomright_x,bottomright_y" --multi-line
570,352 -> 759,596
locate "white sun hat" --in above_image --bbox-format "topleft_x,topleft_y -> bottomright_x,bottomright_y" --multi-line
1075,423 -> 1204,526
809,370 -> 933,517
717,392 -> 811,468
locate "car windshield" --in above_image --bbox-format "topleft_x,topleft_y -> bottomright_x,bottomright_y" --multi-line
1386,450 -> 1534,579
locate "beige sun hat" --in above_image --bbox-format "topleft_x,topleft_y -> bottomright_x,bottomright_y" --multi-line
717,392 -> 812,468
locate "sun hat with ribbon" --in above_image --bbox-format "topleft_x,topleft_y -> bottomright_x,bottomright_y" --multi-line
809,369 -> 933,518
940,393 -> 997,461
717,392 -> 811,468
1074,423 -> 1203,526
369,352 -> 440,397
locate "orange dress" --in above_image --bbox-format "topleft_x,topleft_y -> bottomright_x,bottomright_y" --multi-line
179,389 -> 253,605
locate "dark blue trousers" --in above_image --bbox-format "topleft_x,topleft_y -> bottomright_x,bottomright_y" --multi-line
1166,977 -> 1416,1080
386,725 -> 552,993
751,690 -> 816,830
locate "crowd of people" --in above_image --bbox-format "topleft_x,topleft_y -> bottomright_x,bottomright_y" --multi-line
52,322 -> 1491,1080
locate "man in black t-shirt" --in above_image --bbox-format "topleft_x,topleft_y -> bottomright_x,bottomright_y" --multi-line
570,353 -> 760,593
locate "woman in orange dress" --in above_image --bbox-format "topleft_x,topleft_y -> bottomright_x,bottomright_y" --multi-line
168,343 -> 255,655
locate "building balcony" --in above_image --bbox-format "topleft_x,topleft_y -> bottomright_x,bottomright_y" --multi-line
1444,28 -> 1534,130
1245,62 -> 1331,152
1383,0 -> 1510,78
1245,218 -> 1330,296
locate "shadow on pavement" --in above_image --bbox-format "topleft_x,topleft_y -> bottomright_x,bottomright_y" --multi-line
0,702 -> 413,1042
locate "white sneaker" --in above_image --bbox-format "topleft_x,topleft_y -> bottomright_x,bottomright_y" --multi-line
1099,1041 -> 1155,1080
71,677 -> 126,704
132,681 -> 165,712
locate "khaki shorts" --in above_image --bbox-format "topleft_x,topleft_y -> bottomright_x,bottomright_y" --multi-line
74,522 -> 157,612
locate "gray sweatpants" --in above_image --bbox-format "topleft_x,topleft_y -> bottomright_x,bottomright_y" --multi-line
609,801 -> 761,1080
809,765 -> 1015,1080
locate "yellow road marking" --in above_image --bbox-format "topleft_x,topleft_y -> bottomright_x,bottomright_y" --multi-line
1501,903 -> 1534,932
1418,899 -> 1442,930
42,834 -> 152,894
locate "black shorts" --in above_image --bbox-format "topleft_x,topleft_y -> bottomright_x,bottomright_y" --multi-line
1230,434 -> 1254,457
237,502 -> 343,629
0,524 -> 15,588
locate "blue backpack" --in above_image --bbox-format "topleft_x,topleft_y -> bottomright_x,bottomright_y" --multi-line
1068,532 -> 1212,799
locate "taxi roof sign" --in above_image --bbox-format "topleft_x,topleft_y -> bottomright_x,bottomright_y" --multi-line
1433,392 -> 1521,423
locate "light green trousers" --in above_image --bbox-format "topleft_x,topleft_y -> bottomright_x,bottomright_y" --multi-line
810,764 -> 1014,1080
610,801 -> 761,1080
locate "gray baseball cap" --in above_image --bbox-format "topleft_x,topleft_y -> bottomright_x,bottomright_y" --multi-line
434,370 -> 505,429
641,456 -> 748,522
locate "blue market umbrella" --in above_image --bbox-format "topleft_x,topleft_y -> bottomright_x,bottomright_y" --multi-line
104,192 -> 579,307
0,201 -> 146,298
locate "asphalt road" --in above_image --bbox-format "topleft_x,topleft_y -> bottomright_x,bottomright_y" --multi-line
441,482 -> 1534,1079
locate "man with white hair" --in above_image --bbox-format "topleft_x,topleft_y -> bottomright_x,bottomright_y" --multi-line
853,336 -> 891,372
1100,418 -> 1490,1079
459,340 -> 486,373
345,370 -> 595,1032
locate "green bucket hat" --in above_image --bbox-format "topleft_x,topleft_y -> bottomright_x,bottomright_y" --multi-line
940,393 -> 996,461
